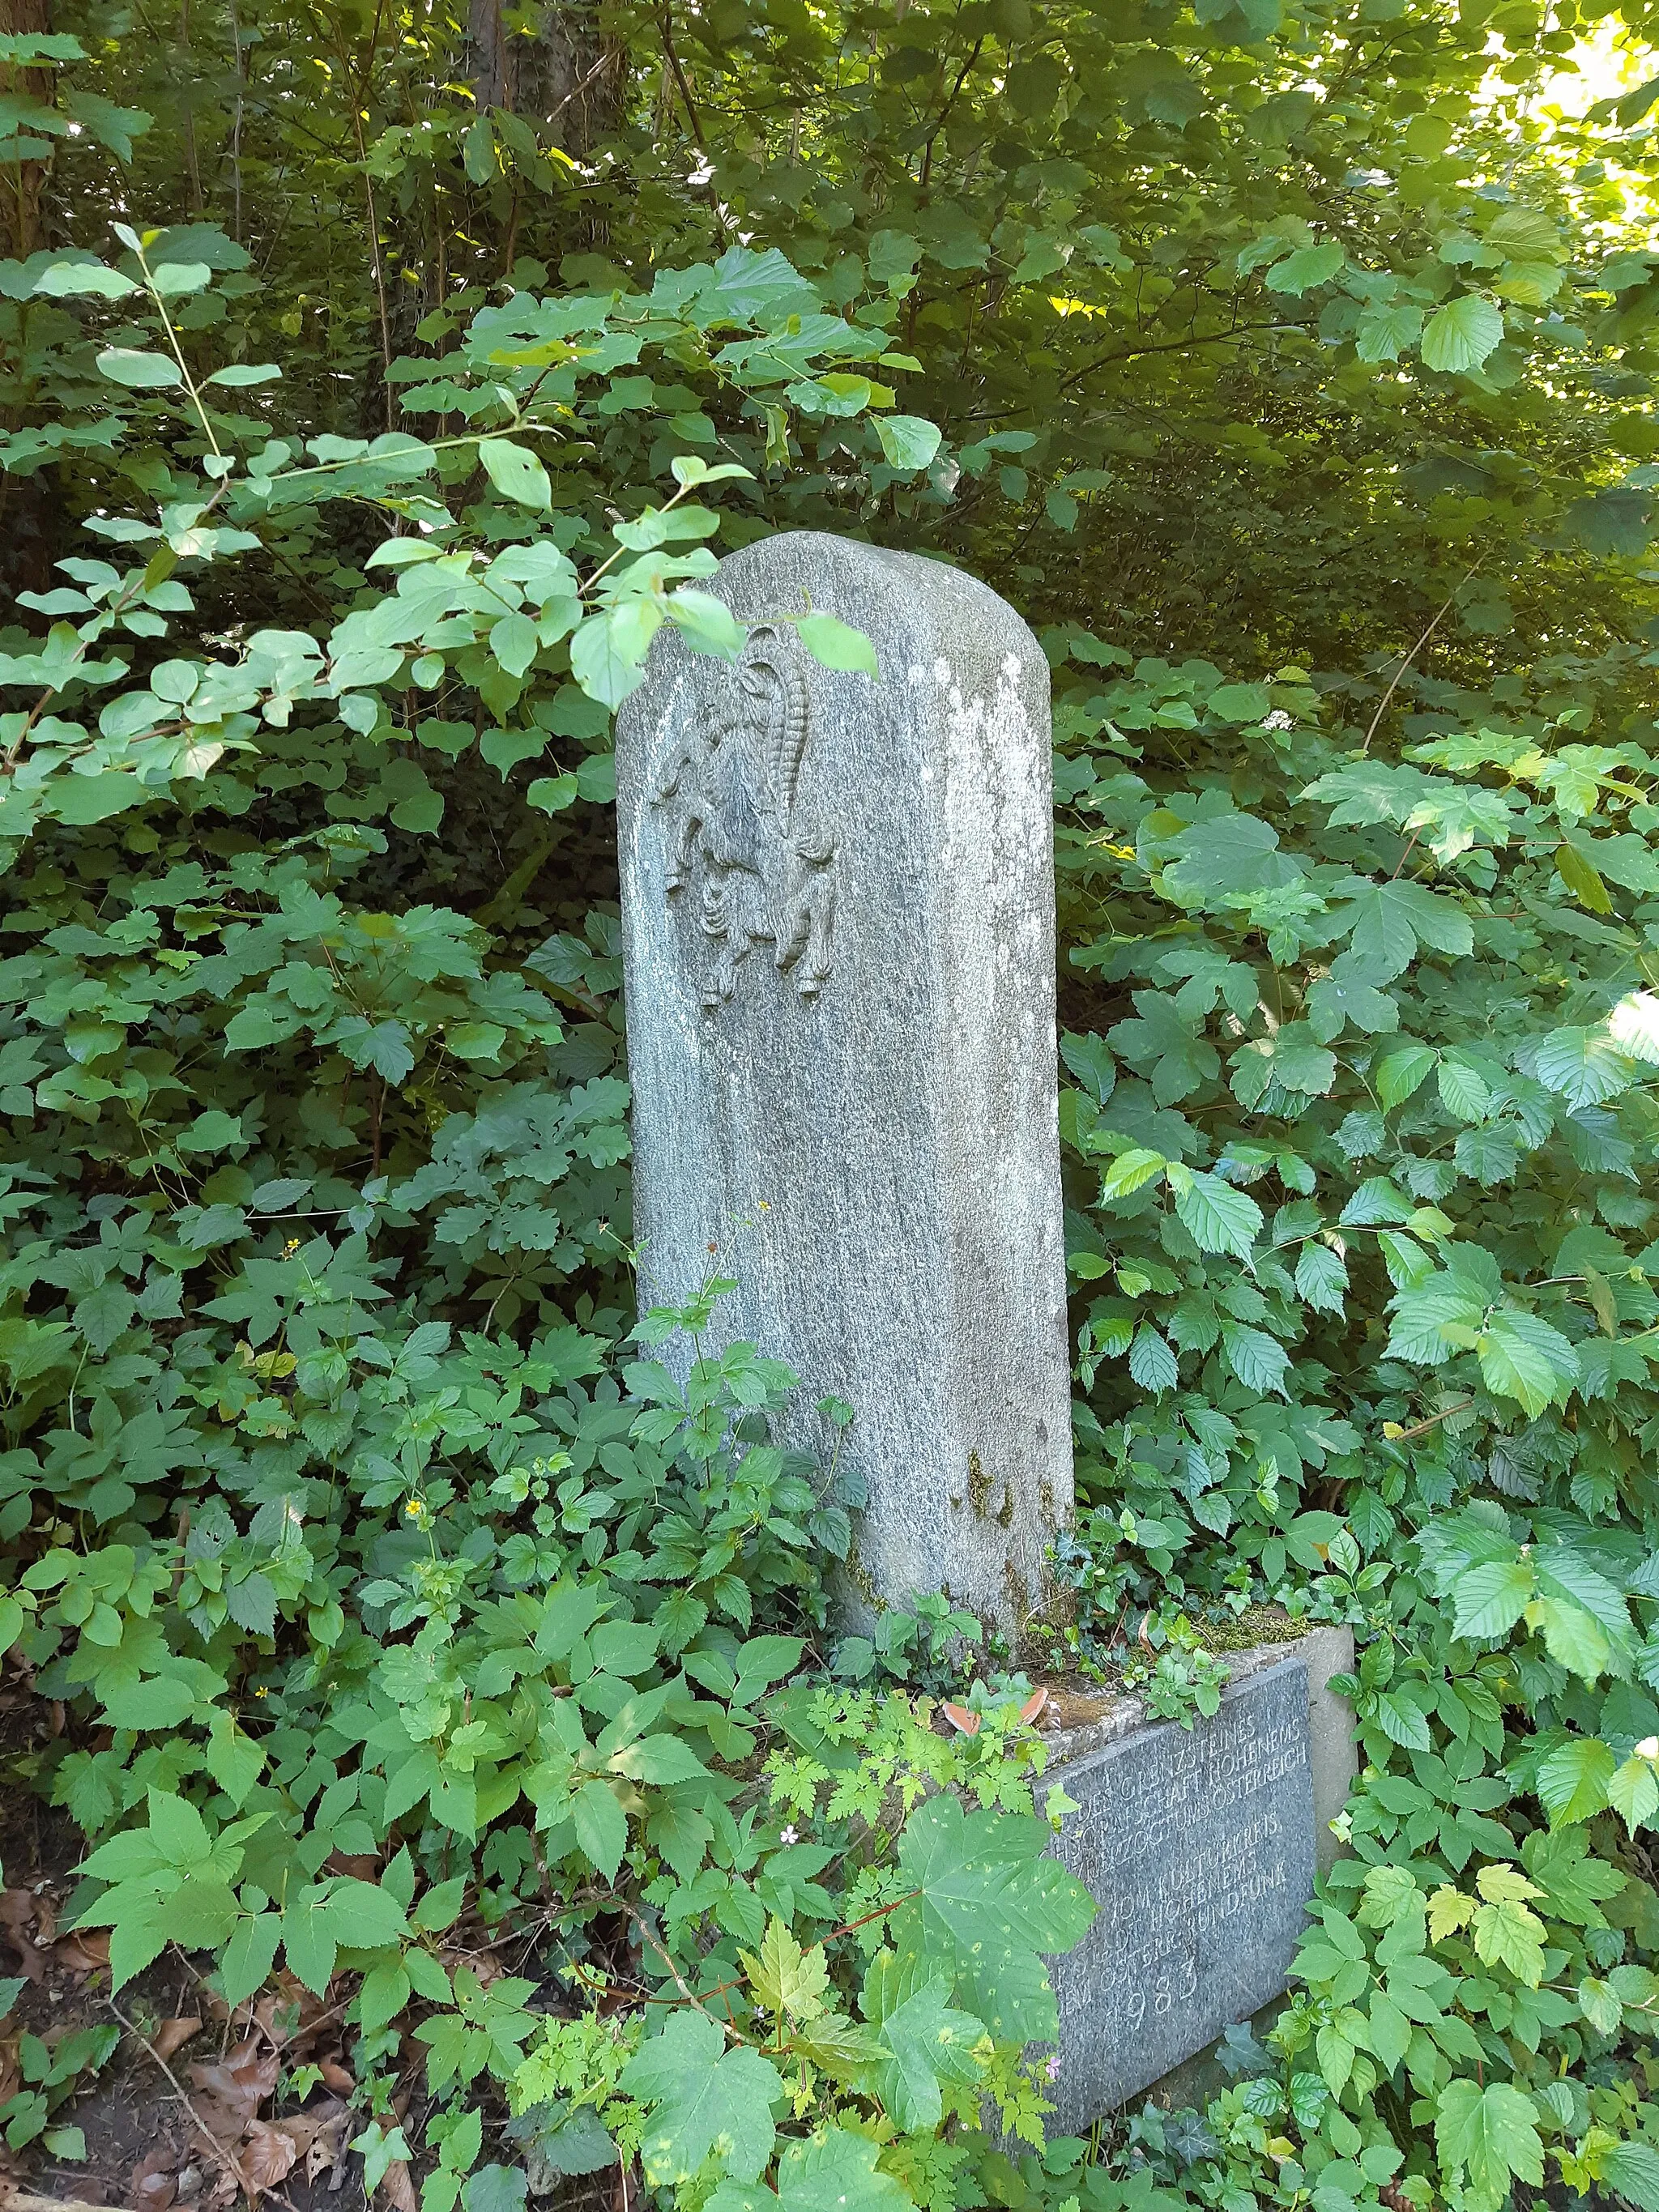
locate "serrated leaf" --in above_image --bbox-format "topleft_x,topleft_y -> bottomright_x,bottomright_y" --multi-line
1420,294 -> 1505,374
889,1793 -> 1096,2044
1128,1323 -> 1178,1395
618,2009 -> 781,2187
1170,1167 -> 1262,1260
706,2125 -> 911,2212
1452,1558 -> 1534,1641
1536,1735 -> 1616,1823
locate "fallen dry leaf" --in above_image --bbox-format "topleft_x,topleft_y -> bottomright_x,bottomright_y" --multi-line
186,2036 -> 279,2137
151,2016 -> 202,2064
317,2058 -> 353,2096
54,1929 -> 111,1977
0,2040 -> 19,2108
0,1893 -> 45,1984
239,2123 -> 298,2193
377,2161 -> 417,2212
128,2146 -> 179,2212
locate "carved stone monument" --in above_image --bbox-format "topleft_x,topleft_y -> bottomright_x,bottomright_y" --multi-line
616,531 -> 1073,1638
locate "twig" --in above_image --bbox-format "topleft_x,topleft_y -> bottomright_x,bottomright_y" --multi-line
107,1996 -> 253,2198
625,1908 -> 741,2037
1387,1399 -> 1476,1441
1358,568 -> 1478,754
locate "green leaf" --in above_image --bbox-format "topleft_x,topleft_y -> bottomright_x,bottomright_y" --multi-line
1354,302 -> 1424,363
96,347 -> 181,389
1170,1167 -> 1263,1260
617,2010 -> 781,2188
1477,1310 -> 1579,1417
569,606 -> 660,708
488,612 -> 539,679
873,414 -> 942,470
34,261 -> 139,298
1536,1736 -> 1617,1823
1420,294 -> 1506,374
706,2125 -> 911,2212
864,1967 -> 987,2130
203,361 -> 282,386
1100,1147 -> 1166,1199
1452,1558 -> 1534,1642
1434,2079 -> 1542,2203
889,1793 -> 1096,2043
1265,241 -> 1345,294
667,588 -> 745,660
573,1778 -> 628,1880
1604,2142 -> 1659,2212
477,439 -> 552,510
796,613 -> 877,676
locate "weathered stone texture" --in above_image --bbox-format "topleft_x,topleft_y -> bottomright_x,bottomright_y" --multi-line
616,531 -> 1073,1637
1045,1656 -> 1317,2125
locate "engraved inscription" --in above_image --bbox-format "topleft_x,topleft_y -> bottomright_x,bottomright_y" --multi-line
1045,1659 -> 1316,2126
648,623 -> 837,1009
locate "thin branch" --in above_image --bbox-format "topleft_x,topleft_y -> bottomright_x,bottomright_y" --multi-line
1051,319 -> 1306,397
107,1997 -> 253,2199
1359,566 -> 1478,755
1387,1400 -> 1476,1441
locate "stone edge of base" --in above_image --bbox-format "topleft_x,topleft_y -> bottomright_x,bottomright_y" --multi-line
1040,1621 -> 1358,1878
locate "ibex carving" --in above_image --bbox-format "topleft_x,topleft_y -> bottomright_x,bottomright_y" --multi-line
649,624 -> 838,1009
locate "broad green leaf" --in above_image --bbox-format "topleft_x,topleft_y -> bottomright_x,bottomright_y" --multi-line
1419,294 -> 1505,374
1477,1310 -> 1579,1417
1452,1558 -> 1533,1642
1265,241 -> 1345,294
477,438 -> 552,510
863,1967 -> 986,2131
617,2010 -> 781,2187
1536,1735 -> 1616,1823
1169,1166 -> 1262,1260
796,613 -> 877,676
1099,1147 -> 1166,1199
34,261 -> 139,298
889,1793 -> 1096,2044
873,414 -> 942,470
706,2125 -> 911,2212
1434,2079 -> 1542,2203
96,347 -> 181,389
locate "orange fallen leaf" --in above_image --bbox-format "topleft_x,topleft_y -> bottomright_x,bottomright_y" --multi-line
0,1893 -> 45,1984
377,2162 -> 417,2212
152,2017 -> 202,2064
239,2124 -> 298,2193
127,2146 -> 178,2212
54,1930 -> 110,1977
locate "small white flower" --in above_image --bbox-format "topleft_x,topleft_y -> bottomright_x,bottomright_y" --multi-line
1262,708 -> 1294,731
779,1824 -> 799,1846
1638,1737 -> 1659,1761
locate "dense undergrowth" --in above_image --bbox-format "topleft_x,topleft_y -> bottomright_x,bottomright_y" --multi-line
10,0 -> 1659,2206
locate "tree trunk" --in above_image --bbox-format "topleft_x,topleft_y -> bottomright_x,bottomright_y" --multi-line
0,0 -> 56,260
467,0 -> 623,157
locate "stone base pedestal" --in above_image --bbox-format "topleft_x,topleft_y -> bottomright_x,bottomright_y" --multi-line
1039,1625 -> 1355,2128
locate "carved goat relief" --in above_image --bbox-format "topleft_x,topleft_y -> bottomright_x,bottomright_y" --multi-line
648,622 -> 838,1009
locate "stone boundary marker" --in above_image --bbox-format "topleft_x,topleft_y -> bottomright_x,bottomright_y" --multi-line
616,531 -> 1073,1639
1041,1626 -> 1356,2125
